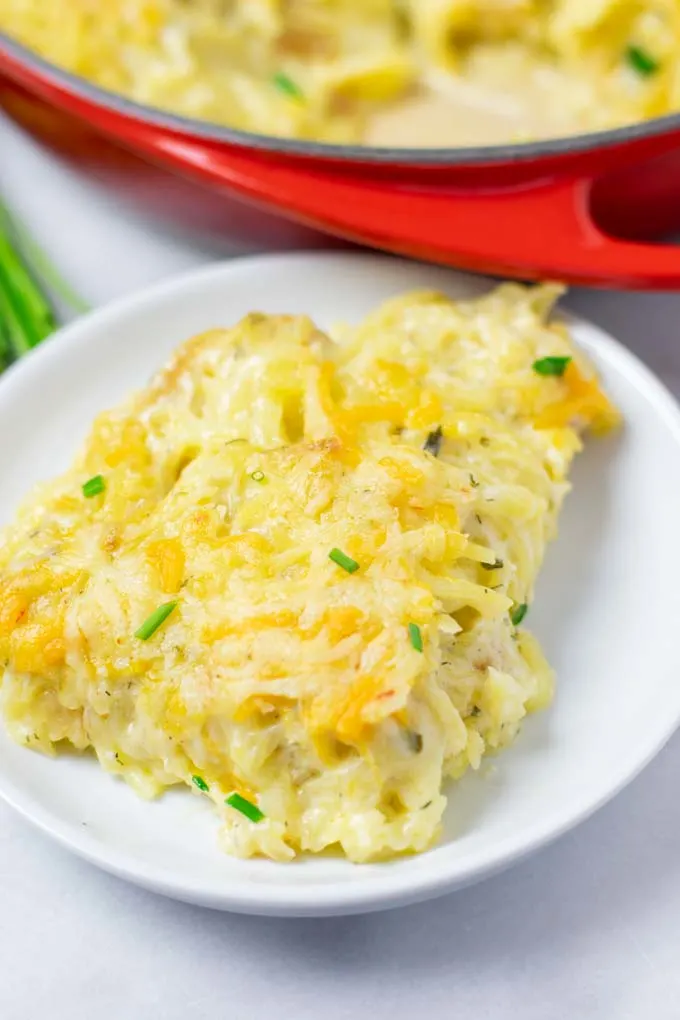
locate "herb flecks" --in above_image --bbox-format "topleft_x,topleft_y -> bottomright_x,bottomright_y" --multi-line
273,71 -> 303,99
626,45 -> 659,76
135,601 -> 178,641
406,730 -> 424,754
226,792 -> 265,823
329,547 -> 359,574
482,558 -> 504,570
510,602 -> 528,627
423,426 -> 443,457
408,621 -> 424,653
192,775 -> 209,793
82,474 -> 105,498
533,356 -> 572,377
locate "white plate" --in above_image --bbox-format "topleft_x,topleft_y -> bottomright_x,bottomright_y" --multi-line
1,253 -> 679,917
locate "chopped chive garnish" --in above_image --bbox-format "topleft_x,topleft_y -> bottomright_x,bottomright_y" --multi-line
192,775 -> 209,793
250,470 -> 265,482
408,621 -> 423,652
273,72 -> 303,100
135,601 -> 178,640
226,792 -> 265,823
469,473 -> 479,487
482,558 -> 504,570
423,426 -> 443,457
533,356 -> 572,377
329,547 -> 359,574
82,474 -> 105,498
626,45 -> 659,77
510,602 -> 528,627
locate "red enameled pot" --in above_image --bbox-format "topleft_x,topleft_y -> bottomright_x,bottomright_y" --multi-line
4,32 -> 680,287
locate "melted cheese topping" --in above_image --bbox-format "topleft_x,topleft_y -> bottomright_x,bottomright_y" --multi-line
0,285 -> 618,861
1,1 -> 679,145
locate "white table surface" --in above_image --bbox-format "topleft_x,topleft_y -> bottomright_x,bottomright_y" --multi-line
2,111 -> 680,1020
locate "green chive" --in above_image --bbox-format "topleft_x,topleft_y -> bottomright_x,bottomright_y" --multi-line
408,621 -> 423,652
250,470 -> 265,482
192,775 -> 209,793
0,320 -> 12,372
135,601 -> 178,641
226,792 -> 265,823
510,602 -> 528,627
1,201 -> 89,315
0,228 -> 56,353
82,474 -> 105,498
329,547 -> 359,574
533,356 -> 572,377
273,72 -> 303,100
626,45 -> 659,77
0,280 -> 33,357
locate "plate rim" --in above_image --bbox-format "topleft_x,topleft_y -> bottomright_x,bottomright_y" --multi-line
1,251 -> 680,916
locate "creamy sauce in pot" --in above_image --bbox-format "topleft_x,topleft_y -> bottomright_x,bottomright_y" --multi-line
366,58 -> 601,148
366,89 -> 529,147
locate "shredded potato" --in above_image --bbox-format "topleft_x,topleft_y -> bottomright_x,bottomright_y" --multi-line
0,285 -> 618,861
1,1 -> 679,143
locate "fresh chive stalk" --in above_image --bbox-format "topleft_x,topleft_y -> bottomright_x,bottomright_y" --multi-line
0,279 -> 32,358
0,229 -> 55,354
0,319 -> 11,372
0,202 -> 89,315
0,204 -> 88,367
0,210 -> 71,362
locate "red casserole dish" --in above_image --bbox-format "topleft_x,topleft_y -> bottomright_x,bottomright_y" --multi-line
3,32 -> 680,288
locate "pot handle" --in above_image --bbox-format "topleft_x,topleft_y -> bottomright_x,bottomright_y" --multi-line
126,127 -> 680,288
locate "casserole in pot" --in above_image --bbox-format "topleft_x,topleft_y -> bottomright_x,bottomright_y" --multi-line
3,1 -> 680,146
3,2 -> 680,286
